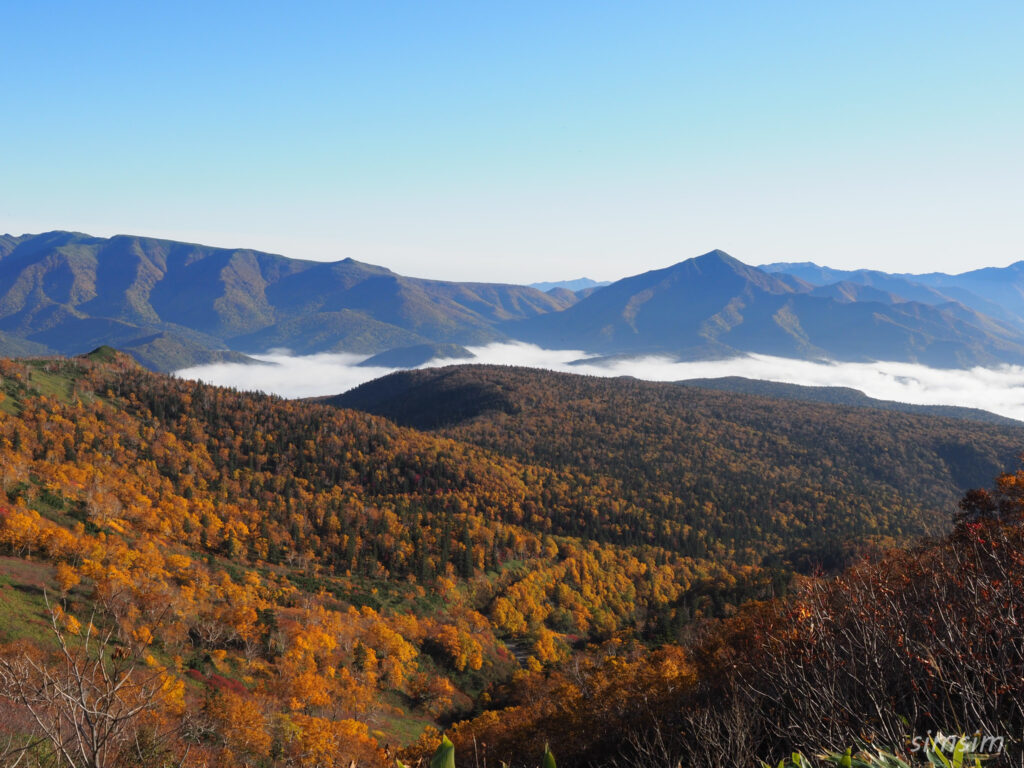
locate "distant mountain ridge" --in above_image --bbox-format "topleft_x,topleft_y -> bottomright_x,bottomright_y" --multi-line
529,277 -> 611,293
4,230 -> 1024,371
508,250 -> 1024,367
356,343 -> 474,368
760,260 -> 1024,329
676,376 -> 1020,426
0,231 -> 572,370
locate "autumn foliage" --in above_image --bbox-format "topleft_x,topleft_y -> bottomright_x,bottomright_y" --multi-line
0,353 -> 757,766
444,482 -> 1024,767
1,353 -> 1022,767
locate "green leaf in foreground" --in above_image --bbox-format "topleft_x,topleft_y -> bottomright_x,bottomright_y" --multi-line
430,735 -> 455,768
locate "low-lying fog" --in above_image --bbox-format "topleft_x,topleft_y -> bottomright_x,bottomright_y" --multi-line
175,343 -> 1024,421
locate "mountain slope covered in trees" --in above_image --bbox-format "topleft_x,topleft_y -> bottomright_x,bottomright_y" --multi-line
329,365 -> 1024,561
0,351 -> 782,766
444,492 -> 1024,767
676,375 -> 1021,425
0,352 -> 1022,765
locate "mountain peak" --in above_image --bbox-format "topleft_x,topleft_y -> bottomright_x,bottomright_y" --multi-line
662,249 -> 753,277
337,256 -> 393,271
696,249 -> 736,261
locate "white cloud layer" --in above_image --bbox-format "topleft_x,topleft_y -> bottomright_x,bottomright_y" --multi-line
175,343 -> 1024,422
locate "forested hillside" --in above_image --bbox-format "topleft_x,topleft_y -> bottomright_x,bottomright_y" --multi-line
0,351 -> 760,767
1,353 -> 1021,766
329,365 -> 1024,564
444,486 -> 1024,767
677,375 -> 1021,425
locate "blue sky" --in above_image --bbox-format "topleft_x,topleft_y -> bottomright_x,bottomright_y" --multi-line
2,1 -> 1022,282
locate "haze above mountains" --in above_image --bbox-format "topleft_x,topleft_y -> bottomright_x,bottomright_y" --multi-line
2,230 -> 1024,373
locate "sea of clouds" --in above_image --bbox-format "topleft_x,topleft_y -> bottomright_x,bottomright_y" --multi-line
175,342 -> 1024,422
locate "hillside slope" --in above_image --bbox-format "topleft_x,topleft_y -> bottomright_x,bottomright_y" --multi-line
3,353 -> 1023,766
677,375 -> 1021,425
327,365 -> 1024,559
0,351 -> 753,763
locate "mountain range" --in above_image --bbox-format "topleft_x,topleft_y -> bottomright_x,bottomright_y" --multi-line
0,231 -> 571,370
759,261 -> 1024,330
509,251 -> 1024,366
3,230 -> 1024,370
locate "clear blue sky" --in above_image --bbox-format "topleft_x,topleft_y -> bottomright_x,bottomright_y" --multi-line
2,1 -> 1022,281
